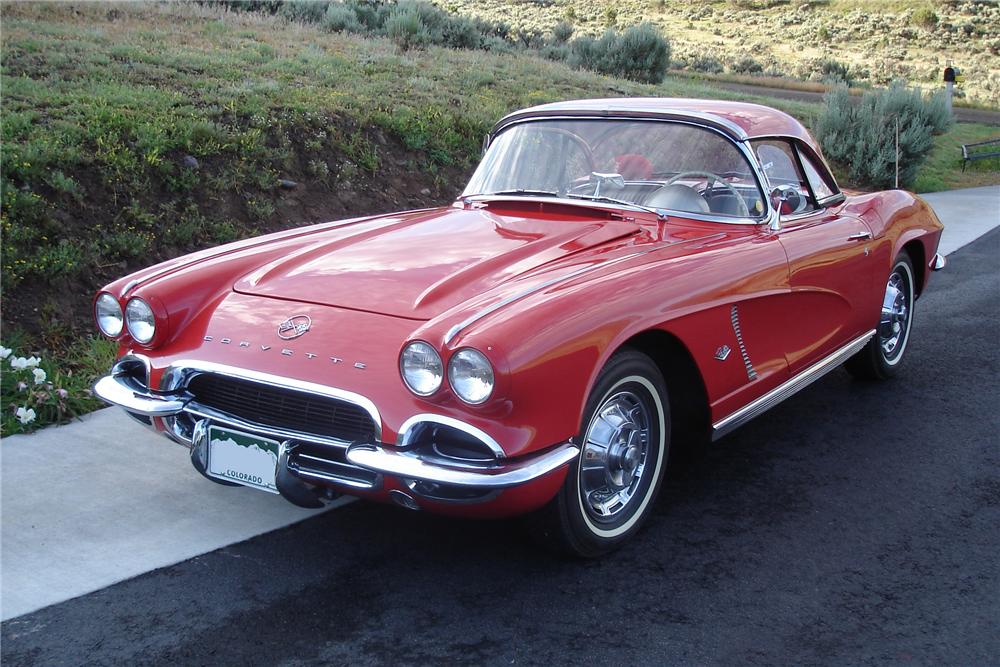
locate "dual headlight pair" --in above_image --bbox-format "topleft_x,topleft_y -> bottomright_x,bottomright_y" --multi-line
95,293 -> 156,344
401,341 -> 494,405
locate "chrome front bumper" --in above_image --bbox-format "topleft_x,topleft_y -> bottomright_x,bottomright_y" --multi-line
345,442 -> 579,489
93,367 -> 579,499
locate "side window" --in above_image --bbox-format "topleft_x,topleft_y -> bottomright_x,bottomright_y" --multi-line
796,145 -> 838,202
752,139 -> 818,215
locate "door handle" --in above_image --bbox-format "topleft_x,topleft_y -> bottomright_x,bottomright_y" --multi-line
848,231 -> 872,241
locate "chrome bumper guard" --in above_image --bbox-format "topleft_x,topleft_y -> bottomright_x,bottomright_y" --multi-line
930,253 -> 946,271
346,442 -> 579,489
93,373 -> 188,417
94,370 -> 580,498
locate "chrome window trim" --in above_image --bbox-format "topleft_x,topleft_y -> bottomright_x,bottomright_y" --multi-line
160,359 -> 383,442
471,115 -> 776,226
491,109 -> 750,142
712,329 -> 875,439
397,413 -> 506,458
443,232 -> 726,345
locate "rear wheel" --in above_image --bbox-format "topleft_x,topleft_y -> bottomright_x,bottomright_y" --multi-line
847,252 -> 916,380
529,349 -> 669,557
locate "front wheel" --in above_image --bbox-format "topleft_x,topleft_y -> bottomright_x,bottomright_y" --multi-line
529,349 -> 669,557
847,252 -> 916,380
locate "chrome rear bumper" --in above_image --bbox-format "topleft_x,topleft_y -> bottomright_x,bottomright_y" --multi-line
930,253 -> 946,271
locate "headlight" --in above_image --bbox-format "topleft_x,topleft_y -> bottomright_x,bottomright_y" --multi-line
125,297 -> 156,344
400,341 -> 443,396
448,348 -> 494,405
95,293 -> 123,337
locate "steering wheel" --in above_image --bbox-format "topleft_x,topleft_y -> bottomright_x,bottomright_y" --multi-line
662,170 -> 750,217
523,127 -> 596,195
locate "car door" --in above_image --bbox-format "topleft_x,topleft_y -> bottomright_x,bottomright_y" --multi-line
754,139 -> 878,374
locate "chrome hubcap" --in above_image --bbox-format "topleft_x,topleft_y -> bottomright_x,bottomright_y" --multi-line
879,270 -> 909,359
580,391 -> 651,522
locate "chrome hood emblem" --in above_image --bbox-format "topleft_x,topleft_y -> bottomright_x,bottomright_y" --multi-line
277,315 -> 312,340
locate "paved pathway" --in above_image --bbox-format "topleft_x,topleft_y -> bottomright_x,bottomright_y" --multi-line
1,185 -> 997,622
920,185 -> 999,255
0,411 -> 347,621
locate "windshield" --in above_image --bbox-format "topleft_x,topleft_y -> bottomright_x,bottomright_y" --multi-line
463,119 -> 766,219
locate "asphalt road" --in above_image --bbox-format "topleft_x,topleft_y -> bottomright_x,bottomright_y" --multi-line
3,228 -> 998,667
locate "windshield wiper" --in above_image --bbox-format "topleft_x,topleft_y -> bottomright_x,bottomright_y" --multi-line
476,189 -> 561,198
565,193 -> 664,217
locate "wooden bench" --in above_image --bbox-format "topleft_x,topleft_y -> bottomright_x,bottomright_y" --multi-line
961,138 -> 1000,171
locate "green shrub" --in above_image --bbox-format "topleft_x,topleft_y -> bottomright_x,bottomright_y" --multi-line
689,54 -> 724,74
346,0 -> 383,32
816,84 -> 953,189
730,56 -> 763,75
384,5 -> 430,50
540,43 -> 570,61
552,20 -> 574,44
569,23 -> 670,84
322,3 -> 362,33
912,7 -> 938,29
280,0 -> 330,24
818,58 -> 852,86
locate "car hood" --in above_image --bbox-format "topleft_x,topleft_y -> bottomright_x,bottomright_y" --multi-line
233,206 -> 640,319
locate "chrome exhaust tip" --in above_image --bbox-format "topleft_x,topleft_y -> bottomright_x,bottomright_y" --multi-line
388,489 -> 421,511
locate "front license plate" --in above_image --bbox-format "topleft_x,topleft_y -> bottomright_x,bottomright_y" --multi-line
207,425 -> 280,494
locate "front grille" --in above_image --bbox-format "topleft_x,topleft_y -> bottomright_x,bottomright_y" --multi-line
186,373 -> 376,443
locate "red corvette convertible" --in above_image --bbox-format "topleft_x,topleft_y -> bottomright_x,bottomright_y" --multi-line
93,98 -> 945,556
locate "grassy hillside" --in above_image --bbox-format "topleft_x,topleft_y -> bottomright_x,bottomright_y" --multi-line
0,2 -> 996,432
440,0 -> 1000,108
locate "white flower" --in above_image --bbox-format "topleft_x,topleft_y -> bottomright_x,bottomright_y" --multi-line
0,346 -> 11,359
33,368 -> 47,385
57,388 -> 69,399
15,407 -> 36,425
16,381 -> 28,391
10,356 -> 40,370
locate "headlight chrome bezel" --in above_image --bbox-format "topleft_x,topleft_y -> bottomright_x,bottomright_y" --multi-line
125,297 -> 157,345
448,347 -> 495,405
95,293 -> 124,338
400,341 -> 444,397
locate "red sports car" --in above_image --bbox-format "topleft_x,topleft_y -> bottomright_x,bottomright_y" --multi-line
93,98 -> 945,556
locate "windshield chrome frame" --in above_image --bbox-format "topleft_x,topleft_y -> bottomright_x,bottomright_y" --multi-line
466,115 -> 776,227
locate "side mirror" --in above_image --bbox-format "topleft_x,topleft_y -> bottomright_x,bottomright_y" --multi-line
768,185 -> 801,231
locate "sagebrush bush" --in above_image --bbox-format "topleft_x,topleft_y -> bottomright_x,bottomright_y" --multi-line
279,0 -> 328,24
322,3 -> 362,33
730,56 -> 763,75
818,58 -> 853,86
816,84 -> 952,189
569,23 -> 670,84
384,5 -> 429,50
552,20 -> 574,44
912,7 -> 939,29
688,54 -> 724,74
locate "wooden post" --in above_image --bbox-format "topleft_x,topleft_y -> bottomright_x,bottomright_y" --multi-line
895,116 -> 900,189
